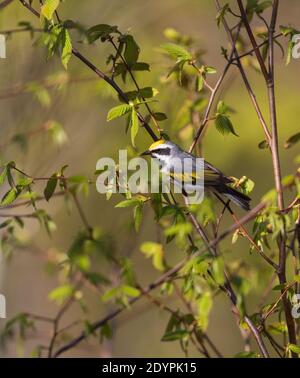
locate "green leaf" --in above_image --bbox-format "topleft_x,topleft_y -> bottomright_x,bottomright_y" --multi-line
101,287 -> 119,302
234,351 -> 260,358
130,108 -> 139,147
288,344 -> 300,354
133,203 -> 142,231
237,176 -> 255,195
122,87 -> 158,102
161,330 -> 189,342
41,0 -> 60,21
204,66 -> 217,74
232,229 -> 239,244
284,132 -> 300,149
131,62 -> 150,71
85,272 -> 110,286
107,104 -> 132,121
17,177 -> 33,187
256,1 -> 272,13
140,242 -> 165,271
167,60 -> 186,83
164,222 -> 192,240
100,323 -> 113,342
215,114 -> 238,136
44,175 -> 58,201
61,28 -> 72,69
153,112 -> 167,121
196,75 -> 204,92
0,167 -> 7,186
116,198 -> 141,208
26,82 -> 51,108
161,43 -> 192,61
280,25 -> 298,37
281,174 -> 294,187
258,140 -> 269,149
163,28 -> 181,41
212,257 -> 225,285
87,24 -> 119,43
124,35 -> 140,65
196,292 -> 213,331
47,120 -> 68,145
121,285 -> 140,297
216,3 -> 229,27
267,321 -> 287,335
217,100 -> 228,114
1,188 -> 20,206
48,284 -> 73,304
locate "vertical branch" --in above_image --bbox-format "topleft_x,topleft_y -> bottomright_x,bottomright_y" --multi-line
267,0 -> 297,356
267,0 -> 284,210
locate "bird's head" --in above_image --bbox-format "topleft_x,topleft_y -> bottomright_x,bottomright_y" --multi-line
140,139 -> 179,163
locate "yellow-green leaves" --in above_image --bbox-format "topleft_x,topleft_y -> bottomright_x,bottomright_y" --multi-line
101,284 -> 140,307
197,292 -> 213,331
47,120 -> 68,146
107,104 -> 132,121
1,188 -> 20,206
288,344 -> 300,356
212,257 -> 225,286
0,162 -> 32,206
48,284 -> 73,305
26,82 -> 51,108
215,100 -> 238,137
42,23 -> 72,69
130,107 -> 139,147
161,43 -> 192,84
0,166 -> 8,186
115,195 -> 148,208
61,28 -> 72,69
41,0 -> 60,21
232,176 -> 255,195
140,242 -> 165,271
121,87 -> 159,102
161,43 -> 192,61
107,103 -> 140,147
234,351 -> 260,358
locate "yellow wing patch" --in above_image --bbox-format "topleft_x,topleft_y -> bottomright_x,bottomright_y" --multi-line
149,139 -> 166,151
169,170 -> 220,185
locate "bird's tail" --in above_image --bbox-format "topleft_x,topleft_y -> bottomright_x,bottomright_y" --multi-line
218,185 -> 251,211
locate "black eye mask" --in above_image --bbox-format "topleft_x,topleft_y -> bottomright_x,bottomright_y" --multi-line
152,148 -> 171,156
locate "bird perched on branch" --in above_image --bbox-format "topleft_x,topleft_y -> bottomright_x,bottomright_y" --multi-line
141,139 -> 251,210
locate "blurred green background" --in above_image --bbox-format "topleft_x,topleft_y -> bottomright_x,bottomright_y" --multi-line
0,0 -> 299,357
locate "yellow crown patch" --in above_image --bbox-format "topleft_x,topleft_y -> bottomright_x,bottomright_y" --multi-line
148,139 -> 165,151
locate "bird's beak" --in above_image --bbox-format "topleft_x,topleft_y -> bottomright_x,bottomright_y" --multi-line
140,150 -> 152,156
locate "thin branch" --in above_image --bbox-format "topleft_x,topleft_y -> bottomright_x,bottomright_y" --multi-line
0,0 -> 14,10
237,0 -> 269,81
